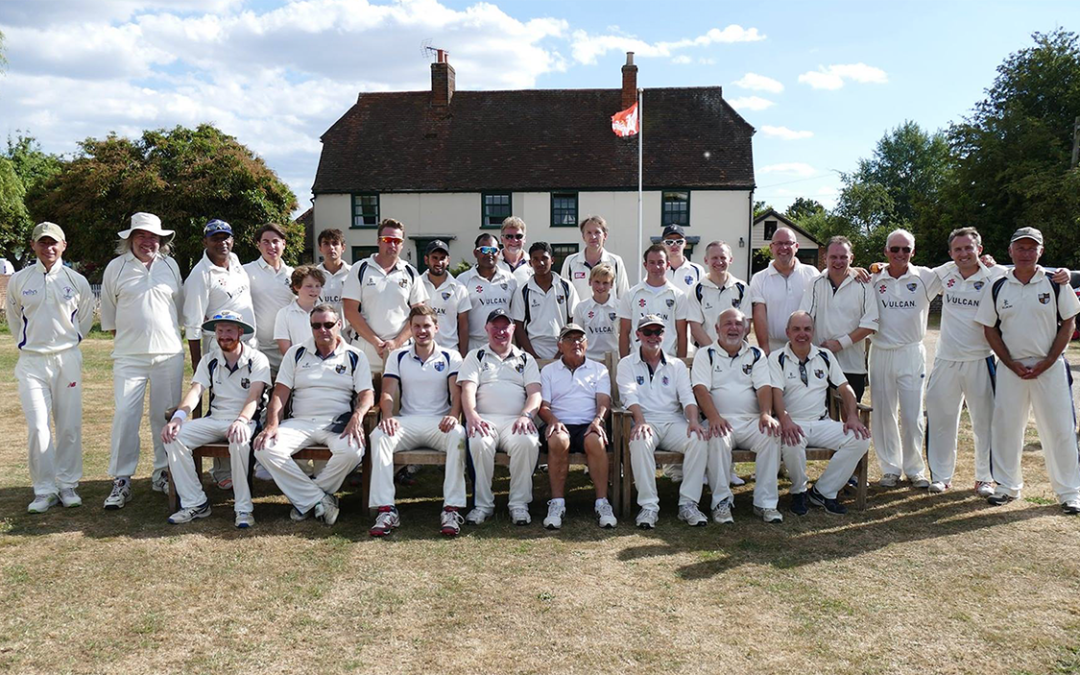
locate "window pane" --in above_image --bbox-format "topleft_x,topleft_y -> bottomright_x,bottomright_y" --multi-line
353,194 -> 379,228
351,245 -> 378,263
552,193 -> 578,227
483,193 -> 512,227
662,191 -> 689,227
551,243 -> 579,272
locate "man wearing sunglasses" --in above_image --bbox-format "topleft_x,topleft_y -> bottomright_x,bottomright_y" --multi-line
343,218 -> 428,374
661,225 -> 706,295
749,227 -> 820,354
496,216 -> 534,286
458,233 -> 519,351
618,244 -> 689,358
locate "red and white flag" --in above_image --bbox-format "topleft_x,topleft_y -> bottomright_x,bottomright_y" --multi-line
611,102 -> 639,137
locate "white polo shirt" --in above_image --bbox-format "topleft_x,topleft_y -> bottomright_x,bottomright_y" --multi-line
100,252 -> 184,358
244,257 -> 294,353
975,266 -> 1080,361
183,253 -> 255,341
687,274 -> 748,344
510,273 -> 579,359
869,265 -> 941,350
422,272 -> 471,350
6,259 -> 94,355
497,256 -> 534,287
561,248 -> 631,300
617,280 -> 690,356
457,344 -> 540,417
691,343 -> 769,417
934,262 -> 1005,362
769,343 -> 847,421
667,259 -> 706,295
342,255 -> 428,341
573,296 -> 620,361
457,266 -> 519,350
193,343 -> 271,420
273,300 -> 313,346
748,260 -> 820,347
316,261 -> 352,313
278,339 -> 373,424
540,357 -> 611,425
384,345 -> 462,417
799,270 -> 879,374
615,350 -> 696,423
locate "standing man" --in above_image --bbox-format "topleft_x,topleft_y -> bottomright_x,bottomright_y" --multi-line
688,241 -> 748,348
254,304 -> 373,526
771,312 -> 871,516
367,306 -> 468,537
562,215 -> 630,300
618,244 -> 689,358
496,216 -> 534,286
662,225 -> 706,295
691,308 -> 783,524
421,239 -> 470,356
342,218 -> 428,373
7,222 -> 94,513
244,223 -> 294,374
161,311 -> 270,528
100,213 -> 185,509
538,324 -> 615,529
511,241 -> 579,359
617,315 -> 707,529
975,227 -> 1080,513
458,309 -> 542,525
869,229 -> 941,489
749,227 -> 820,354
799,236 -> 878,402
458,233 -> 519,351
315,228 -> 353,342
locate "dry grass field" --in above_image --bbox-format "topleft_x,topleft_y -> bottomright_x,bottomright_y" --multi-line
1,334 -> 1079,675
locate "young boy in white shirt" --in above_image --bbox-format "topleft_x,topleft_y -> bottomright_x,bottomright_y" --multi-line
573,263 -> 620,362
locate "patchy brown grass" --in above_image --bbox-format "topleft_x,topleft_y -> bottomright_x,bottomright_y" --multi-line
1,335 -> 1079,675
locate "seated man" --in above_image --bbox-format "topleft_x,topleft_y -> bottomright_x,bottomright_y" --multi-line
538,323 -> 615,529
691,308 -> 783,524
162,311 -> 270,528
770,311 -> 870,516
617,314 -> 707,529
458,308 -> 542,525
368,306 -> 467,537
254,304 -> 373,526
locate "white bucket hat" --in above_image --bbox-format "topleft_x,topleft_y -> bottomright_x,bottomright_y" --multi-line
119,212 -> 175,246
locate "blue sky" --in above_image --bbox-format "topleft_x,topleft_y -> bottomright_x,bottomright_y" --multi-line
0,0 -> 1075,215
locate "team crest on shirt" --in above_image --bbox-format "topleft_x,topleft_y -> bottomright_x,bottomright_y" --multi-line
684,275 -> 693,285
665,299 -> 675,308
638,298 -> 647,308
442,291 -> 452,301
515,361 -> 525,373
661,376 -> 669,386
62,286 -> 75,299
335,364 -> 347,374
501,283 -> 508,291
742,363 -> 753,375
240,378 -> 250,389
878,284 -> 887,294
608,312 -> 617,321
906,283 -> 917,292
732,298 -> 741,308
974,281 -> 984,291
636,375 -> 645,385
398,279 -> 408,289
1039,293 -> 1051,304
815,369 -> 825,379
557,295 -> 565,304
434,361 -> 446,372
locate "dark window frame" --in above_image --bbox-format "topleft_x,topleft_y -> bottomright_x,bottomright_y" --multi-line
551,243 -> 580,273
351,245 -> 379,264
764,219 -> 778,240
481,192 -> 512,229
351,193 -> 380,229
551,192 -> 579,228
661,190 -> 690,228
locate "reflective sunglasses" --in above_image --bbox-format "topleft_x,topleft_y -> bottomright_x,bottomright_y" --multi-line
477,246 -> 499,255
502,233 -> 524,240
310,321 -> 338,330
639,328 -> 665,337
379,236 -> 403,244
663,238 -> 685,246
889,246 -> 912,254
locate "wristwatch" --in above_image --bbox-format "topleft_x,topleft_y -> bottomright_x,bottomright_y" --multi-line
521,411 -> 534,420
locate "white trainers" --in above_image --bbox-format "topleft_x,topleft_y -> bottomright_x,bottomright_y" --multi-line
678,504 -> 708,527
928,481 -> 950,494
58,487 -> 82,508
509,505 -> 531,525
254,461 -> 273,481
440,508 -> 464,536
314,493 -> 339,526
290,507 -> 310,522
167,502 -> 211,524
595,501 -> 617,529
975,481 -> 996,498
27,493 -> 59,514
369,507 -> 401,537
151,470 -> 169,494
712,501 -> 735,524
878,473 -> 900,488
543,501 -> 566,530
465,507 -> 493,525
753,505 -> 784,523
635,507 -> 659,529
730,472 -> 746,486
234,512 -> 255,528
908,475 -> 930,489
1062,499 -> 1080,515
103,479 -> 132,510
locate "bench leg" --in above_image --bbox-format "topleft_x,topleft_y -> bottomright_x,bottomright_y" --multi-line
856,452 -> 868,510
360,449 -> 372,515
620,429 -> 633,517
610,446 -> 621,518
168,472 -> 179,513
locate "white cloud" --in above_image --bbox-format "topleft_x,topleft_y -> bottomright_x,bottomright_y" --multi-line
727,96 -> 774,112
761,125 -> 813,140
759,163 -> 816,177
733,72 -> 783,94
798,63 -> 888,90
570,23 -> 764,65
672,55 -> 692,65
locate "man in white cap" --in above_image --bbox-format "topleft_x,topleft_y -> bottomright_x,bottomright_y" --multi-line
244,223 -> 294,375
100,213 -> 185,509
975,227 -> 1080,514
6,222 -> 94,513
161,311 -> 270,527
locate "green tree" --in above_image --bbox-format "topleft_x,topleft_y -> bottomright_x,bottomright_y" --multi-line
0,135 -> 62,267
752,200 -> 774,219
784,197 -> 825,224
27,124 -> 300,280
0,157 -> 29,262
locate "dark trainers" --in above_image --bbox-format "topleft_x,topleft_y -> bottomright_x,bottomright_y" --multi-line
987,492 -> 1016,506
807,486 -> 848,515
790,492 -> 808,516
1061,500 -> 1080,515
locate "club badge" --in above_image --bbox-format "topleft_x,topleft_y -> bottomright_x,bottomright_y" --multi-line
501,283 -> 508,291
557,295 -> 565,304
815,369 -> 825,379
608,312 -> 617,321
241,378 -> 250,389
1039,292 -> 1051,304
399,279 -> 408,289
974,281 -> 984,291
907,283 -> 918,292
661,376 -> 669,386
684,275 -> 693,285
665,299 -> 675,308
335,364 -> 347,374
515,361 -> 525,373
636,375 -> 645,385
434,361 -> 446,372
442,291 -> 452,301
742,364 -> 753,375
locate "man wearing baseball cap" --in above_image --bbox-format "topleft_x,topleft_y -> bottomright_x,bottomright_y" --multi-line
662,225 -> 706,296
6,222 -> 94,513
161,311 -> 271,527
100,213 -> 186,509
420,239 -> 471,355
975,227 -> 1080,513
457,307 -> 542,525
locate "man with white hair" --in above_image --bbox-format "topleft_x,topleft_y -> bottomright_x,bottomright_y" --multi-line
100,213 -> 185,509
749,227 -> 820,354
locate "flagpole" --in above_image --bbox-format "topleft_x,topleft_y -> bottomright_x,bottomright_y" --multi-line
637,88 -> 643,285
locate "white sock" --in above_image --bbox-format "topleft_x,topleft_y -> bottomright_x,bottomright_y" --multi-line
550,497 -> 565,508
595,498 -> 609,509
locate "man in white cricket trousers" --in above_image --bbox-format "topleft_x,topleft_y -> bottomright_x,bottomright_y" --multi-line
749,227 -> 820,354
100,213 -> 185,509
254,304 -> 374,525
343,218 -> 428,374
244,223 -> 294,375
7,222 -> 94,513
771,312 -> 871,516
420,239 -> 470,356
691,308 -> 783,524
617,314 -> 707,529
161,312 -> 270,528
458,308 -> 542,526
975,227 -> 1080,514
868,229 -> 942,489
367,306 -> 467,537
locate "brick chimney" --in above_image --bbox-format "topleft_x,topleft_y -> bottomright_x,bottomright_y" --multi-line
431,49 -> 455,107
621,52 -> 637,109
